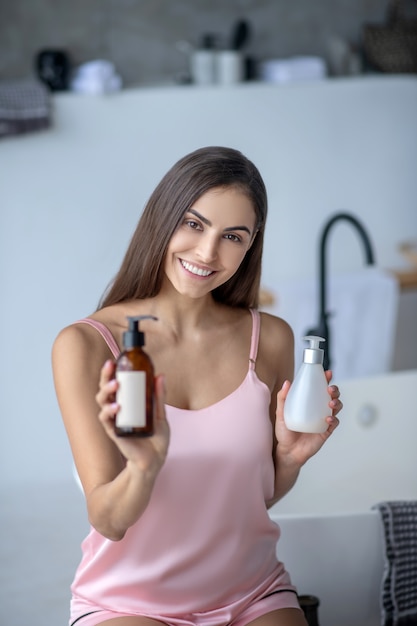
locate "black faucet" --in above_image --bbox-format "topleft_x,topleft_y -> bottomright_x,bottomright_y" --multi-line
306,212 -> 375,371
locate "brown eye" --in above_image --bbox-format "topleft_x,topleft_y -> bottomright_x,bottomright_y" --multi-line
185,219 -> 202,230
224,233 -> 242,243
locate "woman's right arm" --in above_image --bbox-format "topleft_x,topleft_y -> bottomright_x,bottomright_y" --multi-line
52,325 -> 170,541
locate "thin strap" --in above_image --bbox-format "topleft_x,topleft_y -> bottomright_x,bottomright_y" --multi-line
70,612 -> 101,626
74,318 -> 120,358
249,308 -> 261,369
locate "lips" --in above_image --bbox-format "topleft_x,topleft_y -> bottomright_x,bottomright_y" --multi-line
180,259 -> 215,277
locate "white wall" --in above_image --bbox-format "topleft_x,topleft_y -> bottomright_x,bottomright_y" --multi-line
1,76 -> 416,484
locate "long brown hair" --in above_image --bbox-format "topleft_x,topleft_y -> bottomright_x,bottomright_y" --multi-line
98,146 -> 268,310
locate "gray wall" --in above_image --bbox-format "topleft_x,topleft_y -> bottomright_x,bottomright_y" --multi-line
2,0 -> 386,86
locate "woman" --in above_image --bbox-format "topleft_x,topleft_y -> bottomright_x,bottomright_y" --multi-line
52,146 -> 342,626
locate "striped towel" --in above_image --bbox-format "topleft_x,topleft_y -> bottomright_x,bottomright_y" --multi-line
373,501 -> 417,626
0,79 -> 51,138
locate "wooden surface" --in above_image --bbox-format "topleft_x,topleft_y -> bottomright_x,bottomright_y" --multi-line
392,269 -> 417,290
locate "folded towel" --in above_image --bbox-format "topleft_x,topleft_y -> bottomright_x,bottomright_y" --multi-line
259,56 -> 327,83
373,501 -> 417,626
0,79 -> 51,138
70,60 -> 122,94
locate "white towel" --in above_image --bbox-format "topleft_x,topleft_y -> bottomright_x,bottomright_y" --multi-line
372,501 -> 417,626
70,60 -> 122,94
263,267 -> 399,380
259,56 -> 327,84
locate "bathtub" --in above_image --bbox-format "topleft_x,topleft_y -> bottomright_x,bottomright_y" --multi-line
269,369 -> 417,626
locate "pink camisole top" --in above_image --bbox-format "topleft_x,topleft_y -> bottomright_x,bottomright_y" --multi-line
70,309 -> 293,618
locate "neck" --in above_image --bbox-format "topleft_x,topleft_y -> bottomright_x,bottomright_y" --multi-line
151,291 -> 220,332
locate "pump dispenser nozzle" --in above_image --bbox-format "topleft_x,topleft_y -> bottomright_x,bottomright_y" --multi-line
123,315 -> 158,349
302,335 -> 325,365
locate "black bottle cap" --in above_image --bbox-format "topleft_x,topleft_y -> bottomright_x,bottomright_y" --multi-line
123,315 -> 158,349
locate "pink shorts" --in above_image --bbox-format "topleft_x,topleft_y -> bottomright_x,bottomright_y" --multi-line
70,590 -> 301,626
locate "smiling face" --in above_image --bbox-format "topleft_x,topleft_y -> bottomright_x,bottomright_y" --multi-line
163,186 -> 257,299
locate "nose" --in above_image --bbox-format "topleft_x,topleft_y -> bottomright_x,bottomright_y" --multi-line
195,232 -> 218,264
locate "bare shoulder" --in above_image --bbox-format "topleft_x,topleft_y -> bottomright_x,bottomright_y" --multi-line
51,320 -> 118,407
51,302 -> 128,365
52,320 -> 112,370
256,311 -> 294,392
258,311 -> 294,353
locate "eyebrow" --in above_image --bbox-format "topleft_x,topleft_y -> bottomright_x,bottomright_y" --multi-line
188,209 -> 252,235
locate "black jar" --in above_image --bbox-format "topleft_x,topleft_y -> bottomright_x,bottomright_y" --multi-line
36,49 -> 71,91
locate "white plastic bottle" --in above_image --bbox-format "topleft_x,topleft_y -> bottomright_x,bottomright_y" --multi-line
284,336 -> 329,433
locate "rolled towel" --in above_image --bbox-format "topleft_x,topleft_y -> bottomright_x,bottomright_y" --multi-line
70,60 -> 122,94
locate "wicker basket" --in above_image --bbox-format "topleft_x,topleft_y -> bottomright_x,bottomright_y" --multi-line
363,0 -> 417,73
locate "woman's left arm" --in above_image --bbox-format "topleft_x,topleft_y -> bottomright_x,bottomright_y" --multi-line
266,373 -> 342,508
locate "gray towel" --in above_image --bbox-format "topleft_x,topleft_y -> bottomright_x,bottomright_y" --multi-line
373,501 -> 417,626
0,79 -> 51,138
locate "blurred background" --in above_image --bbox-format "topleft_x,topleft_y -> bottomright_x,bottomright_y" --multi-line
0,0 -> 408,86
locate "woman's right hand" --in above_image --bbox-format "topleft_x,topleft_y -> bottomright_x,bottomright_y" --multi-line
96,359 -> 170,475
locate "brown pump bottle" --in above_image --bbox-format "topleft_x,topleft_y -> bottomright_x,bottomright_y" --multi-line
115,315 -> 158,437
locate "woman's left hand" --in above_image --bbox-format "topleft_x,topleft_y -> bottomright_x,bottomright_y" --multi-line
275,371 -> 343,468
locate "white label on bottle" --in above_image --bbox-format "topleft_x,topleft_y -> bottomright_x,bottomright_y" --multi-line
115,371 -> 146,428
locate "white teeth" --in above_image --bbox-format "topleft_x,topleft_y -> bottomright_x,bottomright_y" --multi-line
181,260 -> 213,277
